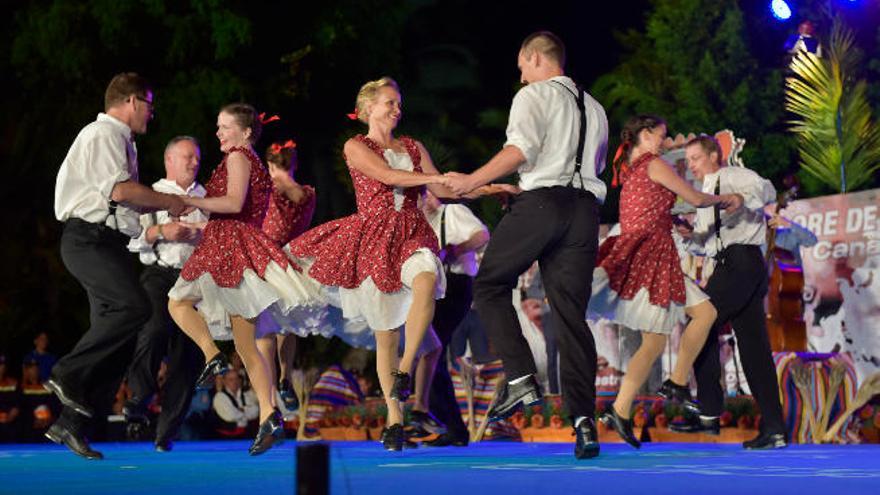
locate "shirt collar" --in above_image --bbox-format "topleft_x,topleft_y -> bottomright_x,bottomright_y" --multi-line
96,112 -> 133,139
156,178 -> 201,195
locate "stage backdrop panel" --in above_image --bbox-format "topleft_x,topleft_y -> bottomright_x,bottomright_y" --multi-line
780,188 -> 880,386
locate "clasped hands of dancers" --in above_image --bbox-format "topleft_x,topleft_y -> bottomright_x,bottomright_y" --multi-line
49,30 -> 786,460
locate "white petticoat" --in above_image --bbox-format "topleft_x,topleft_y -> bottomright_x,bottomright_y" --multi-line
262,246 -> 446,349
168,260 -> 327,341
587,267 -> 709,334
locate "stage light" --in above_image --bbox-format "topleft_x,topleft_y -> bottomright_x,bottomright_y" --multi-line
771,0 -> 793,20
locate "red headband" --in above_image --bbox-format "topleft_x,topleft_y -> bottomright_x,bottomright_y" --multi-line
346,107 -> 359,121
611,141 -> 631,188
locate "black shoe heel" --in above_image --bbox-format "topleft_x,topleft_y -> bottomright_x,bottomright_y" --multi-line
601,407 -> 641,449
383,424 -> 404,451
249,408 -> 284,456
196,352 -> 229,389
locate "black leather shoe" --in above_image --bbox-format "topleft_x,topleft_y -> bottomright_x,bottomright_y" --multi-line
657,379 -> 699,413
196,352 -> 229,389
45,423 -> 103,460
154,438 -> 173,452
668,415 -> 721,435
278,379 -> 299,410
389,370 -> 411,401
600,406 -> 641,449
382,424 -> 405,451
423,431 -> 469,447
408,410 -> 446,436
743,432 -> 787,450
45,377 -> 93,418
487,375 -> 542,422
249,408 -> 285,455
574,417 -> 600,459
123,402 -> 151,441
381,425 -> 418,449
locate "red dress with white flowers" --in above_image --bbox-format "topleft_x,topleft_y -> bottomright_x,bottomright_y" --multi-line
262,185 -> 316,246
283,134 -> 445,340
588,152 -> 707,333
169,147 -> 312,340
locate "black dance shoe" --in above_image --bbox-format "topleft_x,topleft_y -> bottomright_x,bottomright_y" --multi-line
423,431 -> 469,447
487,375 -> 542,422
249,409 -> 285,456
668,415 -> 721,435
278,379 -> 299,410
45,422 -> 103,460
45,377 -> 94,418
600,407 -> 641,449
573,417 -> 600,459
389,370 -> 411,401
381,425 -> 418,449
743,431 -> 787,450
196,352 -> 229,389
382,424 -> 405,451
154,438 -> 173,452
123,402 -> 151,441
657,379 -> 699,413
407,410 -> 446,437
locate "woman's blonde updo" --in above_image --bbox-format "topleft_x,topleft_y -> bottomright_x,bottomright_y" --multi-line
354,77 -> 400,124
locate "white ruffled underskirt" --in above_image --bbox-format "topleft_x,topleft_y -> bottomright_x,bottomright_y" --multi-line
168,261 -> 327,341
587,267 -> 709,334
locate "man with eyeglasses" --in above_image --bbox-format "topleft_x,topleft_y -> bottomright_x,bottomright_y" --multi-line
50,72 -> 187,459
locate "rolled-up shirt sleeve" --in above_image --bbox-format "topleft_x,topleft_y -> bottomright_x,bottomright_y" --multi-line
90,133 -> 132,200
504,88 -> 545,167
731,169 -> 776,211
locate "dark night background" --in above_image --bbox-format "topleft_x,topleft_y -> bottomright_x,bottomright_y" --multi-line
0,0 -> 878,371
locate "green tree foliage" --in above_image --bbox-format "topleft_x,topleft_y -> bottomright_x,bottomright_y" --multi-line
785,18 -> 880,193
591,0 -> 794,184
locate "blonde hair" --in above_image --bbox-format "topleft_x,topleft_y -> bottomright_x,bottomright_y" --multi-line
354,77 -> 400,124
520,31 -> 566,68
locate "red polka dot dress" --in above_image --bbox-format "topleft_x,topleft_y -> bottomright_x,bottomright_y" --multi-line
168,147 -> 320,339
588,152 -> 708,333
282,134 -> 445,346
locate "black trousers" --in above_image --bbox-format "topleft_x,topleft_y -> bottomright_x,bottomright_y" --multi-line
428,272 -> 473,436
127,264 -> 202,442
53,219 -> 152,428
693,244 -> 786,434
475,187 -> 599,418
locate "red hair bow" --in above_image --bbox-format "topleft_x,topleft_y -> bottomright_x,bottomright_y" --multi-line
269,140 -> 297,154
346,107 -> 359,121
611,141 -> 631,188
259,112 -> 281,125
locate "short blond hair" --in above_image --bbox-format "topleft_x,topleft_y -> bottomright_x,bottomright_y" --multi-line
354,77 -> 400,124
520,31 -> 566,68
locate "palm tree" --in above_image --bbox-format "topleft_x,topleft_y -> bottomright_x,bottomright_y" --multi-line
785,17 -> 880,193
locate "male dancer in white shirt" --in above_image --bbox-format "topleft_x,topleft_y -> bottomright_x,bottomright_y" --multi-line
49,73 -> 186,459
124,136 -> 209,452
445,31 -> 607,459
676,135 -> 787,449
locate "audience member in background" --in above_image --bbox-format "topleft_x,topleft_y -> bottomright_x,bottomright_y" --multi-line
23,332 -> 57,383
212,370 -> 259,438
0,355 -> 21,442
20,357 -> 60,442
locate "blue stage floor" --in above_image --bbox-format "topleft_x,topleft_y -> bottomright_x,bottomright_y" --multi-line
1,440 -> 878,495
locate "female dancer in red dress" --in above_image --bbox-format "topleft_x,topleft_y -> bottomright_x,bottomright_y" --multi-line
282,77 -> 467,450
167,104 -> 305,455
589,115 -> 742,448
255,139 -> 316,410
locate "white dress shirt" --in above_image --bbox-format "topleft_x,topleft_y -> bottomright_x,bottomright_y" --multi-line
127,179 -> 209,269
424,204 -> 488,276
55,113 -> 143,237
505,76 -> 608,202
689,166 -> 777,258
212,387 -> 259,427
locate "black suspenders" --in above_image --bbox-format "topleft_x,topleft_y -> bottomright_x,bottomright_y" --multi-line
551,80 -> 587,189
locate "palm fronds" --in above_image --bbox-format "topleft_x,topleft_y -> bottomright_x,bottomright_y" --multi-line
785,18 -> 880,192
